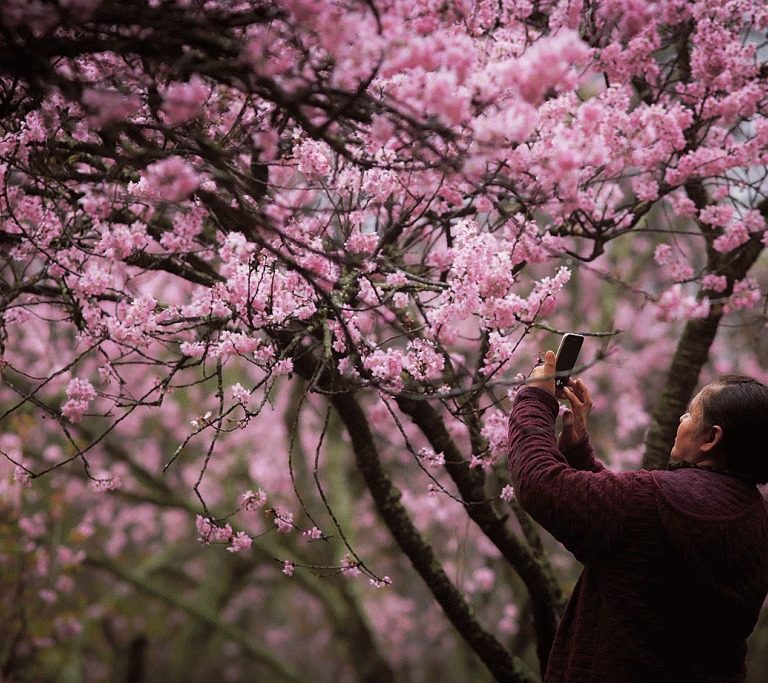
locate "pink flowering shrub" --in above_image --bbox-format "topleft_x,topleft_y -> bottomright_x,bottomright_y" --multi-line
1,0 -> 768,680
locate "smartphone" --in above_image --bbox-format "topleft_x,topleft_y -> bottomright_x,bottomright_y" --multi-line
555,333 -> 584,389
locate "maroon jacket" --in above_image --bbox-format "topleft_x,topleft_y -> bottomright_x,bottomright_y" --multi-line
508,386 -> 768,682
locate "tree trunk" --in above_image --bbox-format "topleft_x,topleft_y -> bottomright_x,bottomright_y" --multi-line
642,313 -> 723,470
642,198 -> 766,469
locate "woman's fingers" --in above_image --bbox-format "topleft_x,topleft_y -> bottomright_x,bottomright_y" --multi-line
562,385 -> 582,408
574,378 -> 592,405
566,379 -> 592,411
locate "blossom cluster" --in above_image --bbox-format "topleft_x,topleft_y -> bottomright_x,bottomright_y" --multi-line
61,378 -> 97,423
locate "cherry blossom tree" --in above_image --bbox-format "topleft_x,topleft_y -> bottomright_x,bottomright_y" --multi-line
1,0 -> 767,680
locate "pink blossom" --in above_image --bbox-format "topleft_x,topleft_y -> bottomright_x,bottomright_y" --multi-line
161,75 -> 209,124
218,231 -> 257,266
195,515 -> 233,545
303,526 -> 323,540
700,204 -> 735,227
3,307 -> 31,325
231,383 -> 250,403
14,466 -> 32,488
78,191 -> 112,219
20,110 -> 48,144
713,223 -> 750,253
701,274 -> 727,293
211,332 -> 260,360
106,296 -> 159,348
226,531 -> 253,553
96,222 -> 149,259
57,547 -> 86,567
159,206 -> 205,251
361,168 -> 398,203
82,89 -> 141,128
74,518 -> 95,540
522,267 -> 572,321
499,603 -> 519,636
656,285 -> 710,321
472,101 -> 537,146
91,475 -> 122,492
180,341 -> 206,358
631,175 -> 659,202
654,244 -> 694,282
282,560 -> 295,577
19,513 -> 46,539
598,0 -> 658,42
500,485 -> 515,502
724,278 -> 760,313
139,156 -> 201,202
40,588 -> 58,605
405,339 -> 445,381
61,377 -> 97,423
416,448 -> 445,468
294,139 -> 332,179
341,554 -> 362,578
345,231 -> 378,254
512,31 -> 590,105
71,264 -> 112,297
272,358 -> 294,376
240,489 -> 266,511
363,348 -> 405,391
369,575 -> 392,588
667,191 -> 697,217
469,455 -> 490,470
475,196 -> 493,213
253,343 -> 277,365
743,209 -> 766,234
422,70 -> 468,126
273,507 -> 294,533
481,410 -> 509,461
472,567 -> 496,592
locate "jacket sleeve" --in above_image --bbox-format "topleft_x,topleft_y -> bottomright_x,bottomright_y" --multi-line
508,386 -> 641,563
561,436 -> 605,473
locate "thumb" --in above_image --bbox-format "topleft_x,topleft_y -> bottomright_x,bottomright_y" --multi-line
562,409 -> 574,427
543,349 -> 556,371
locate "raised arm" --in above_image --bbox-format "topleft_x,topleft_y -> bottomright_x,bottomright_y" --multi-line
508,351 -> 645,563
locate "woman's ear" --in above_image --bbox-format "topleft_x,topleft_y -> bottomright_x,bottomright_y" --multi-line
700,425 -> 724,453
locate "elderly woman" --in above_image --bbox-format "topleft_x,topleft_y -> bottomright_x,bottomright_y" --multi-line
508,349 -> 768,682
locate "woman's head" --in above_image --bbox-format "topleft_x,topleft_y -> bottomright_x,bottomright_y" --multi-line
697,375 -> 768,484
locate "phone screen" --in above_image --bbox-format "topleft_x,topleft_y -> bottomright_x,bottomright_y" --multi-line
555,334 -> 584,388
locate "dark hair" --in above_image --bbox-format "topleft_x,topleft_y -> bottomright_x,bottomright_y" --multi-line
699,375 -> 768,485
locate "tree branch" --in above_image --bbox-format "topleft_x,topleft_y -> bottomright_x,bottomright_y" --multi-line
396,395 -> 564,675
326,385 -> 536,682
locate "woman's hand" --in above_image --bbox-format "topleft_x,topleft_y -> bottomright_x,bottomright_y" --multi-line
558,378 -> 593,451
